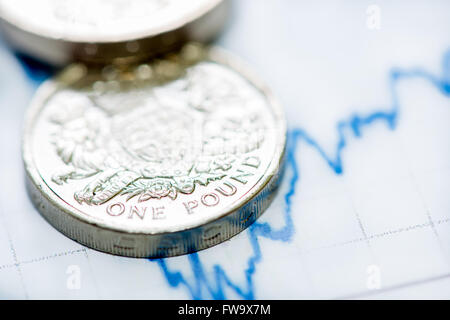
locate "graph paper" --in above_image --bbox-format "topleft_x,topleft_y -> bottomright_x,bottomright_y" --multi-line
0,0 -> 449,299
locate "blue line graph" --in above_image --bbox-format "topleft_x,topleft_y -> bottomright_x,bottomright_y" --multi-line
154,50 -> 450,300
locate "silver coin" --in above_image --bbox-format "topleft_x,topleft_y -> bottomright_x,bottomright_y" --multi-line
23,44 -> 286,258
0,0 -> 228,66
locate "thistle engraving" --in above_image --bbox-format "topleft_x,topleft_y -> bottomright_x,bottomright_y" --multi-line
48,64 -> 265,205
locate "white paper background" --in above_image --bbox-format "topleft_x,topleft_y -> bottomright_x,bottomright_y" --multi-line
0,0 -> 449,299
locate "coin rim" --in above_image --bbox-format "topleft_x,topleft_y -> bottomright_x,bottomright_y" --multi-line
0,0 -> 224,43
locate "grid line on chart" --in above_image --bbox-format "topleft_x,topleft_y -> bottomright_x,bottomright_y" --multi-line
0,248 -> 84,270
1,216 -> 449,270
346,182 -> 374,255
293,217 -> 450,255
345,180 -> 372,251
0,208 -> 449,299
0,208 -> 29,298
81,247 -> 101,299
403,154 -> 450,266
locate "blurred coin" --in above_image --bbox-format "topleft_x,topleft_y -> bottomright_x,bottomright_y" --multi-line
0,0 -> 229,66
23,43 -> 286,257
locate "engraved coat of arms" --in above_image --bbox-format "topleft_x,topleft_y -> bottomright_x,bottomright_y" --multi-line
49,65 -> 265,205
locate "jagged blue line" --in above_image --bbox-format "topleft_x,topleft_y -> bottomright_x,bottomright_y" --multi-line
154,50 -> 450,300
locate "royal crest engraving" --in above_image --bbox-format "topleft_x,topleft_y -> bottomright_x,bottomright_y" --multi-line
48,64 -> 266,205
